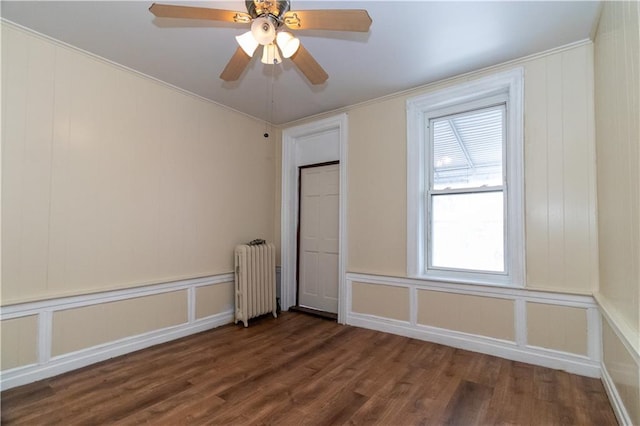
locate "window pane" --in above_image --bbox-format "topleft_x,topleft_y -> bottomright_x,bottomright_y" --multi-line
432,106 -> 504,190
430,191 -> 504,272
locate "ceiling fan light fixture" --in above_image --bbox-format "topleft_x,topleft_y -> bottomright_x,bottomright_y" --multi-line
276,31 -> 300,58
149,1 -> 372,85
236,31 -> 260,56
261,43 -> 282,65
251,16 -> 276,45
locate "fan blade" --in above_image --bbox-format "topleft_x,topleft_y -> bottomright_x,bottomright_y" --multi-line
220,47 -> 252,82
149,3 -> 251,24
284,9 -> 372,32
290,44 -> 328,85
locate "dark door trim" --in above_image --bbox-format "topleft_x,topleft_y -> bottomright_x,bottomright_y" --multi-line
296,161 -> 340,308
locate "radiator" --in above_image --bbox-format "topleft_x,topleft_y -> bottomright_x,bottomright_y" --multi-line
234,243 -> 278,327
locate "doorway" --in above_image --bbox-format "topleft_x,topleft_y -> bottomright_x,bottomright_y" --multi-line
281,113 -> 347,323
297,162 -> 340,317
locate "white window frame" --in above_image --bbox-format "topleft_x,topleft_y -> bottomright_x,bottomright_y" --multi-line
406,68 -> 525,287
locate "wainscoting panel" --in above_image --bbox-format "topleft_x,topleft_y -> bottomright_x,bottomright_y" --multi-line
346,273 -> 601,378
0,315 -> 39,371
351,281 -> 409,321
195,282 -> 234,320
602,317 -> 640,425
418,291 -> 516,341
51,290 -> 188,356
598,301 -> 640,426
0,274 -> 235,390
526,301 -> 589,356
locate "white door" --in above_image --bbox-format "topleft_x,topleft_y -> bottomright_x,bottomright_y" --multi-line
298,163 -> 339,313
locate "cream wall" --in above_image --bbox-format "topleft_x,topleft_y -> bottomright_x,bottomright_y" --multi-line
347,96 -> 407,277
594,0 -> 640,340
594,1 -> 640,424
272,127 -> 283,266
1,22 -> 274,379
347,42 -> 597,295
1,22 -> 276,304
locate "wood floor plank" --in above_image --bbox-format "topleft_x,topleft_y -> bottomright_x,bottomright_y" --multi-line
1,312 -> 618,425
383,368 -> 461,425
440,380 -> 495,425
482,360 -> 535,425
573,374 -> 619,425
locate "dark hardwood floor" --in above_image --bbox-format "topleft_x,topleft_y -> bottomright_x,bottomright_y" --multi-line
1,312 -> 617,425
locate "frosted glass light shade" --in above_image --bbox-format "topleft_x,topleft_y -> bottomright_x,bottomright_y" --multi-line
251,17 -> 276,45
276,31 -> 300,58
261,43 -> 282,64
236,31 -> 259,56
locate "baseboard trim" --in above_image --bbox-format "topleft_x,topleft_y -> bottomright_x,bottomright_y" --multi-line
601,361 -> 633,426
348,312 -> 601,378
0,310 -> 233,391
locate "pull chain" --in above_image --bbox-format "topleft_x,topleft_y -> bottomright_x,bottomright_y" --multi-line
264,58 -> 276,138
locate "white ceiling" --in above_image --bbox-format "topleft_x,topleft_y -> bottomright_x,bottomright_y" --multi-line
1,1 -> 601,124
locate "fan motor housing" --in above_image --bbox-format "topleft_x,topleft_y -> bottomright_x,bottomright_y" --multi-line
246,0 -> 290,22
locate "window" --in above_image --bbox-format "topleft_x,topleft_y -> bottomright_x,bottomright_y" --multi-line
407,69 -> 524,286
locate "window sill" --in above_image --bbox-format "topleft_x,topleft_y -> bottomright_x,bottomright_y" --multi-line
409,272 -> 525,290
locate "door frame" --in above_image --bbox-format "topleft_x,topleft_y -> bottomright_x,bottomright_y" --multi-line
281,114 -> 348,323
296,161 -> 340,309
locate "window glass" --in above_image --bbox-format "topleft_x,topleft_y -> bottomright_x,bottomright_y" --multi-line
432,106 -> 504,190
428,104 -> 506,275
430,191 -> 504,272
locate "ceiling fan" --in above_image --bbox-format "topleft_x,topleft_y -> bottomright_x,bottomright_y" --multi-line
149,0 -> 372,85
